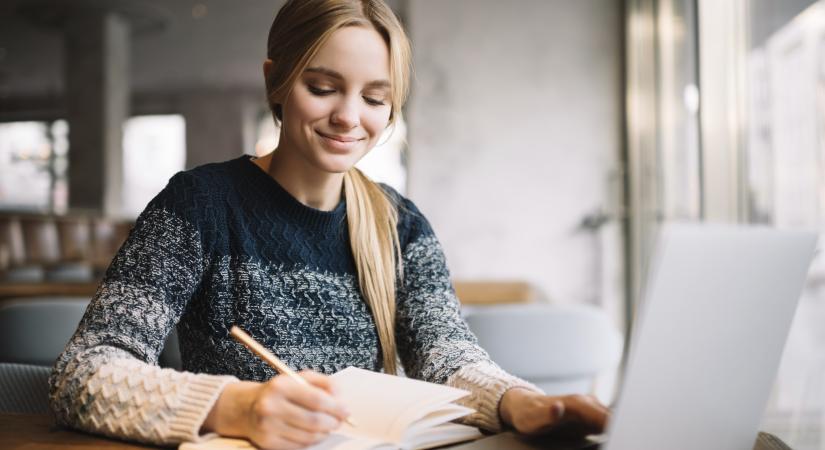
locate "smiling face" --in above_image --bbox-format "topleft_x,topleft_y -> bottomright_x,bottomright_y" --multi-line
273,25 -> 392,174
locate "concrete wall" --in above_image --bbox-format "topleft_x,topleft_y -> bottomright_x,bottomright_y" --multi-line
1,0 -> 625,307
406,0 -> 623,304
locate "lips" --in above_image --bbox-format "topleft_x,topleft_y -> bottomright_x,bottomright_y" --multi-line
316,131 -> 364,152
317,131 -> 361,142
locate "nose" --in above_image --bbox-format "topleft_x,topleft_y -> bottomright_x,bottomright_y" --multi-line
330,95 -> 360,129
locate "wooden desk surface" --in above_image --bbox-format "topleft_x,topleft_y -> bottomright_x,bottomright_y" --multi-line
0,282 -> 99,300
0,413 -> 793,450
1,414 -> 156,449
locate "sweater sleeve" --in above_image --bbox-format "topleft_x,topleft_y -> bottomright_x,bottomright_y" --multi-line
393,198 -> 542,432
49,172 -> 237,446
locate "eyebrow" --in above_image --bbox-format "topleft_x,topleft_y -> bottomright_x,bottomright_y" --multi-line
305,66 -> 391,89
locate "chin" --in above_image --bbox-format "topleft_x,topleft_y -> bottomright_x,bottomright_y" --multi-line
313,154 -> 362,174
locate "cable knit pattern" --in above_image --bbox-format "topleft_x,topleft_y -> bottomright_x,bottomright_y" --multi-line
79,357 -> 234,444
447,362 -> 543,431
49,155 -> 539,446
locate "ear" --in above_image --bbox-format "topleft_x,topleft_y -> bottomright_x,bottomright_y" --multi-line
263,59 -> 284,103
262,59 -> 274,80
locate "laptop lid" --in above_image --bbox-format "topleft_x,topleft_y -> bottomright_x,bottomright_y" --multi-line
605,223 -> 817,450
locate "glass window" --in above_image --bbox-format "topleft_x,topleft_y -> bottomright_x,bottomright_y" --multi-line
0,120 -> 66,212
745,1 -> 824,448
122,115 -> 186,218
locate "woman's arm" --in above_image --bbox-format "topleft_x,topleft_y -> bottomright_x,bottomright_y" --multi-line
49,173 -> 236,446
394,199 -> 608,435
394,231 -> 541,432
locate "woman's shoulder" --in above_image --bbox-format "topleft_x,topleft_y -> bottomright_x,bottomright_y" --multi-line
170,156 -> 249,190
144,156 -> 249,223
377,183 -> 436,247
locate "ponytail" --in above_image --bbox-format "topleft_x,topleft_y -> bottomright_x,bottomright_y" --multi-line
343,168 -> 402,374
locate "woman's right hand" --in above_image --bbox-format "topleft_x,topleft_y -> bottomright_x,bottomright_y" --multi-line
202,370 -> 351,449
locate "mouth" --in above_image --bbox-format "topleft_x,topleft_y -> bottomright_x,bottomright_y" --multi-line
316,131 -> 364,152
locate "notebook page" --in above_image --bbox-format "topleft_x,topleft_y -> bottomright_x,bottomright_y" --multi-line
330,367 -> 470,443
402,404 -> 476,437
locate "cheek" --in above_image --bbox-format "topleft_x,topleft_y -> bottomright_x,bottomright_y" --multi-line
287,92 -> 332,124
363,108 -> 392,139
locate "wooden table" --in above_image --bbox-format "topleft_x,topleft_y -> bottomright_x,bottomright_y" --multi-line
0,282 -> 98,300
0,413 -> 793,449
1,414 -> 156,449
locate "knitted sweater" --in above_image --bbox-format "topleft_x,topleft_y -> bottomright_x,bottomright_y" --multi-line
49,155 -> 538,446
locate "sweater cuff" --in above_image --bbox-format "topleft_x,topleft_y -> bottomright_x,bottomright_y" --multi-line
446,362 -> 543,432
167,373 -> 239,443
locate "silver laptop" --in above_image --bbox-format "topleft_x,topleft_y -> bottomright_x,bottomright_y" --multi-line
450,223 -> 818,450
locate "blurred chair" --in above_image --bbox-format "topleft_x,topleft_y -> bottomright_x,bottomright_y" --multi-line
463,303 -> 622,400
19,216 -> 61,267
90,218 -> 131,276
0,215 -> 45,282
48,216 -> 94,283
55,216 -> 91,262
0,297 -> 182,369
0,215 -> 26,268
0,297 -> 89,366
0,362 -> 51,414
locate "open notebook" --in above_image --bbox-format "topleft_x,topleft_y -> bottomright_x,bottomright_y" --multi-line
180,367 -> 483,450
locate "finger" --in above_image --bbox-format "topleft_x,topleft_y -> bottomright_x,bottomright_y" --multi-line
278,425 -> 331,447
281,399 -> 341,433
282,378 -> 350,421
566,396 -> 609,432
298,370 -> 340,396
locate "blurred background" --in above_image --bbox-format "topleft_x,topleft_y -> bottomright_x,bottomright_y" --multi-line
1,0 -> 825,447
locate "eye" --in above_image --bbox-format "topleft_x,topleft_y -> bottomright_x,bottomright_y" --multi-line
363,96 -> 386,106
308,85 -> 335,96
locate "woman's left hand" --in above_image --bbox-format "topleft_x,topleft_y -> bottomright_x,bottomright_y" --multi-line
498,387 -> 610,437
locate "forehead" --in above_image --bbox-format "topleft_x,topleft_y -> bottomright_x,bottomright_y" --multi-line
307,26 -> 390,84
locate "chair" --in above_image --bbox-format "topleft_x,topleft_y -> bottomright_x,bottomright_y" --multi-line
0,362 -> 52,414
463,303 -> 623,401
0,297 -> 89,366
0,215 -> 45,282
19,216 -> 61,267
0,297 -> 182,369
46,216 -> 95,283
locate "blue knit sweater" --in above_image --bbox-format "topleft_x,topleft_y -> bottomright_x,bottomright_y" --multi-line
49,155 -> 536,445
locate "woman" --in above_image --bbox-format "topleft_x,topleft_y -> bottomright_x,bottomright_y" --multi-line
49,1 -> 609,448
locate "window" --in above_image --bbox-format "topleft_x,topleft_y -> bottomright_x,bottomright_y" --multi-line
122,115 -> 186,218
0,120 -> 68,212
745,2 -> 825,447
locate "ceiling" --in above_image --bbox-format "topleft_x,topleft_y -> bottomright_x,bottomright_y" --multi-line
0,0 -> 404,100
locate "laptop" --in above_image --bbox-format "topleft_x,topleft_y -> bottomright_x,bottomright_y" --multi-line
449,223 -> 818,450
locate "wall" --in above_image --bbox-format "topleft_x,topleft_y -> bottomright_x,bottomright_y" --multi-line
406,0 -> 623,305
1,0 -> 625,307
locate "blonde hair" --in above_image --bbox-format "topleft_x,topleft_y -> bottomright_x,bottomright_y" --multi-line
265,0 -> 412,374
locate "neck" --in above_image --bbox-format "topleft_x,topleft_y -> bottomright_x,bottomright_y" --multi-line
256,147 -> 345,212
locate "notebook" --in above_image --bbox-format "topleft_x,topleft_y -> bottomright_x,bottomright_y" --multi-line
180,366 -> 483,450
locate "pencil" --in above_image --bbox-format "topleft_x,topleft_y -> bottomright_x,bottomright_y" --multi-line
229,325 -> 357,427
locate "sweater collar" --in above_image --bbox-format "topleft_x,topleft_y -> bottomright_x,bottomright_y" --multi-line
238,155 -> 347,231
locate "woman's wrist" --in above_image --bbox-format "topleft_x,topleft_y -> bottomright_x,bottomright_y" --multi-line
498,387 -> 534,428
201,380 -> 259,437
